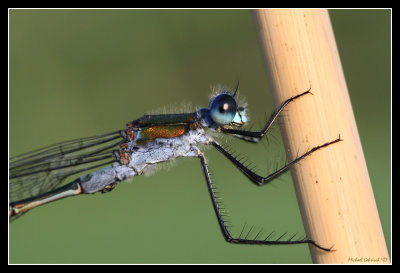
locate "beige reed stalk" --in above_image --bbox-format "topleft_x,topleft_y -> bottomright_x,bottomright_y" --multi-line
252,9 -> 389,264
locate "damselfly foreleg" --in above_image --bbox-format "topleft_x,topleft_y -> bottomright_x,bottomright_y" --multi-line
221,89 -> 311,143
198,153 -> 331,251
216,89 -> 342,185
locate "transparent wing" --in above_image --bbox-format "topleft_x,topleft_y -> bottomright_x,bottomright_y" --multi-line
9,131 -> 124,216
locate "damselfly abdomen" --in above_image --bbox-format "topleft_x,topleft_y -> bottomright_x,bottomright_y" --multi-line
9,85 -> 341,251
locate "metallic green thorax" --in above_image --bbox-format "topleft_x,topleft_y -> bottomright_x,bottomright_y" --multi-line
133,113 -> 197,127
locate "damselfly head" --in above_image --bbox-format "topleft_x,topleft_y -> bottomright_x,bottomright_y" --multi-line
209,93 -> 237,125
207,89 -> 248,127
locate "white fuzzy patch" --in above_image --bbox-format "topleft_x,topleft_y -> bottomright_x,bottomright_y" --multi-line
127,128 -> 211,175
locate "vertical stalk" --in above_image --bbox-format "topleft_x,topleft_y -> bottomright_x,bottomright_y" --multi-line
252,9 -> 389,263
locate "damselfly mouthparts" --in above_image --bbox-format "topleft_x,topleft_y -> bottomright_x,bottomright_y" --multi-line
9,85 -> 341,251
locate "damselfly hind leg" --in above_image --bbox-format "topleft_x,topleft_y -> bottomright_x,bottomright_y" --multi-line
198,153 -> 332,251
201,89 -> 341,250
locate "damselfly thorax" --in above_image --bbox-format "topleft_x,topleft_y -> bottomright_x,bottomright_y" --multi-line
9,84 -> 341,251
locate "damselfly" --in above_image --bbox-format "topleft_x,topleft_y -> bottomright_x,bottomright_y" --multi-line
9,84 -> 341,251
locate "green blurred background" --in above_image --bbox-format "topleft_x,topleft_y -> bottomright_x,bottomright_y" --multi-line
9,9 -> 391,264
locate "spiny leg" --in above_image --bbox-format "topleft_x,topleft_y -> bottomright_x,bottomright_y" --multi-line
211,136 -> 342,186
221,89 -> 312,143
198,153 -> 331,251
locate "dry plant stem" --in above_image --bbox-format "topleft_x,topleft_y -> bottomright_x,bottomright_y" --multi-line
252,9 -> 389,264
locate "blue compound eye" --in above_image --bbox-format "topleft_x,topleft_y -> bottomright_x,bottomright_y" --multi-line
209,94 -> 237,125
